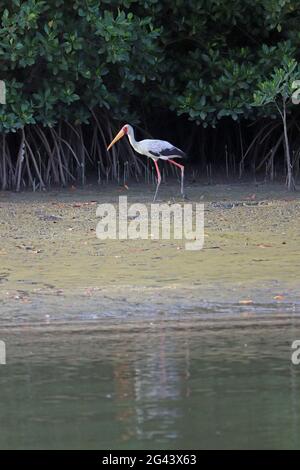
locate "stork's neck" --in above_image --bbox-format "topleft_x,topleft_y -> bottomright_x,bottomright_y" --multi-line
127,126 -> 140,153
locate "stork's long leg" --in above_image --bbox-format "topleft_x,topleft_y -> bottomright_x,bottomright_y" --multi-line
152,158 -> 161,202
168,159 -> 185,197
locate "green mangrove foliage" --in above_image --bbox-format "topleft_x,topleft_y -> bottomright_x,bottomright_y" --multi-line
0,0 -> 300,189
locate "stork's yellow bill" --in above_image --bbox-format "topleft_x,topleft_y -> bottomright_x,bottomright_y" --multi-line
107,126 -> 128,150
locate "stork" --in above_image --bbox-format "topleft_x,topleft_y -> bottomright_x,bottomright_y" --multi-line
107,124 -> 186,202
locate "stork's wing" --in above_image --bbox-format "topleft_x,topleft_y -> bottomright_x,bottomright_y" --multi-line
159,146 -> 186,158
142,139 -> 186,159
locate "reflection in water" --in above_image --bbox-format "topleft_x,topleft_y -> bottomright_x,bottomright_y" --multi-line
0,313 -> 300,449
113,322 -> 186,444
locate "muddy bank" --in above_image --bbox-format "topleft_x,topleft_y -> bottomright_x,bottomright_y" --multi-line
0,181 -> 299,318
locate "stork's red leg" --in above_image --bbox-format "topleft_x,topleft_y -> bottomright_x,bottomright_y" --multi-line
152,159 -> 161,202
168,159 -> 185,197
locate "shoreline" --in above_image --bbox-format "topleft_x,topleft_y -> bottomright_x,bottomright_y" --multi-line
1,181 -> 300,319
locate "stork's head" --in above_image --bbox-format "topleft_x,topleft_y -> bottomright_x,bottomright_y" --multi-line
107,124 -> 131,151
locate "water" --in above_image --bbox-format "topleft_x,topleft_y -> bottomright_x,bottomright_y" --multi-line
0,310 -> 300,449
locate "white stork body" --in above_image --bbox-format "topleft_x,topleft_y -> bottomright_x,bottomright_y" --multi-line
107,124 -> 186,201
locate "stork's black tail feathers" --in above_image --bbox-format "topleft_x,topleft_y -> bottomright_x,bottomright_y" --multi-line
160,146 -> 187,159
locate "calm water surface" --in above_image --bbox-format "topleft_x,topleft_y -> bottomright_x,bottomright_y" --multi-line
0,305 -> 300,449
